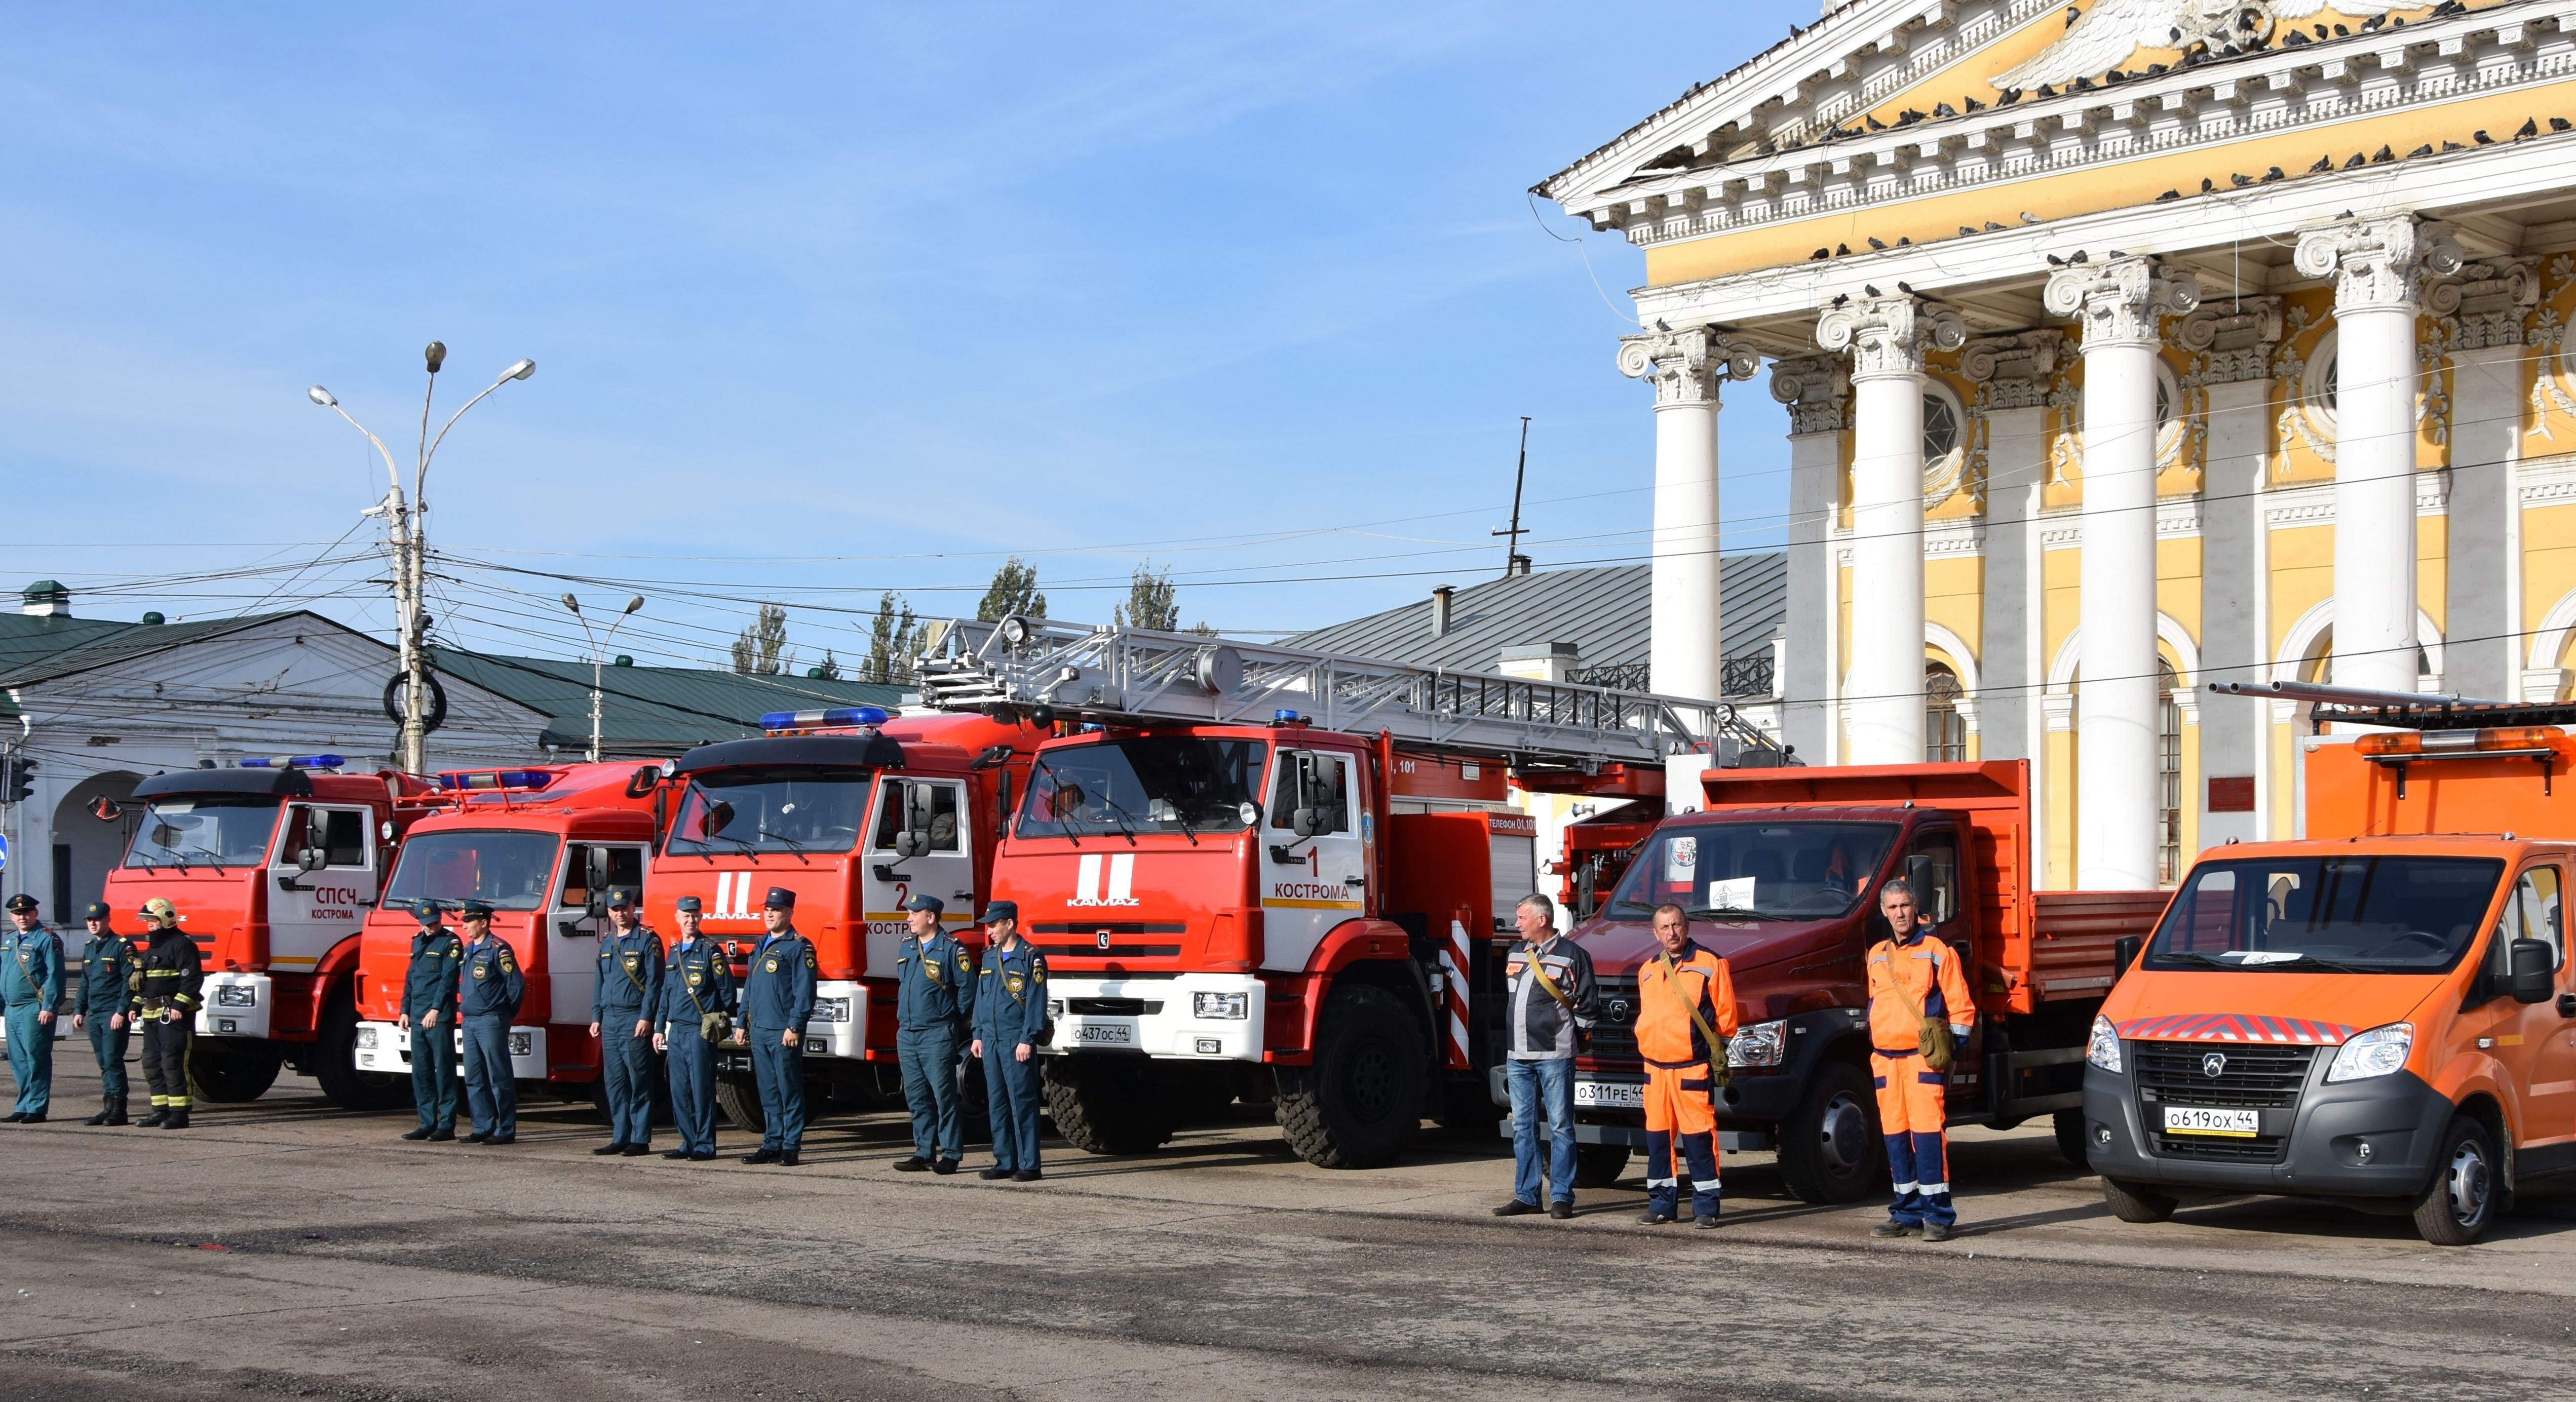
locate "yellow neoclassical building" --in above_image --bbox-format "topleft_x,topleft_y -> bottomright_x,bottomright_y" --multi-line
1543,0 -> 2576,890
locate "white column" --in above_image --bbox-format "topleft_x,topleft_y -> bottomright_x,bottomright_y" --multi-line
1621,327 -> 1757,702
2046,258 -> 2197,889
2295,218 -> 2463,695
2434,260 -> 2539,699
1818,294 -> 1965,765
1964,331 -> 2062,764
1772,355 -> 1850,763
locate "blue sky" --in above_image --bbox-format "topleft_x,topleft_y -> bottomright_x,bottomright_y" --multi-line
3,3 -> 1818,671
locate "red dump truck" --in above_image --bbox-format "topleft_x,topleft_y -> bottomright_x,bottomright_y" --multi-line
1541,760 -> 2168,1201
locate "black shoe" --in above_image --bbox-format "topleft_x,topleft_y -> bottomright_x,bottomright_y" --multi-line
688,1151 -> 717,1161
979,1166 -> 1011,1180
429,1128 -> 456,1142
1548,1201 -> 1573,1220
895,1156 -> 931,1173
482,1134 -> 514,1146
19,1112 -> 44,1124
1921,1221 -> 1954,1243
662,1149 -> 694,1159
621,1143 -> 651,1157
1871,1219 -> 1919,1238
158,1110 -> 184,1130
1636,1210 -> 1674,1225
933,1159 -> 959,1176
742,1148 -> 781,1165
1013,1169 -> 1043,1182
1492,1199 -> 1543,1217
592,1142 -> 629,1156
780,1151 -> 801,1167
86,1100 -> 116,1127
403,1127 -> 435,1141
135,1109 -> 169,1128
1694,1215 -> 1720,1230
104,1098 -> 129,1127
2,1112 -> 23,1123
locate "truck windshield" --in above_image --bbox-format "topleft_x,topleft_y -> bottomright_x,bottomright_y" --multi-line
1604,821 -> 1900,919
124,796 -> 281,871
665,766 -> 870,856
1016,737 -> 1268,840
2145,855 -> 2508,974
383,831 -> 563,912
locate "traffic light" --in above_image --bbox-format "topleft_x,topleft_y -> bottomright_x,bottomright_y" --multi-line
3,756 -> 35,805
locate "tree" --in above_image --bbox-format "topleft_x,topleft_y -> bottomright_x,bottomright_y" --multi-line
976,557 -> 1046,622
1113,560 -> 1179,632
810,649 -> 843,681
865,591 -> 918,684
732,602 -> 789,675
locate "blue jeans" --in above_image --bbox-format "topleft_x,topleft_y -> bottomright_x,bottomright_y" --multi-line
1506,1056 -> 1577,1205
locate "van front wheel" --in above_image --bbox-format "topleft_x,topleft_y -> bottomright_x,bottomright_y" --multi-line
2100,1176 -> 2177,1223
2412,1115 -> 2500,1246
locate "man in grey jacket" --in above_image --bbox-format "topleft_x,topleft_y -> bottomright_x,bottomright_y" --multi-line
1493,894 -> 1598,1220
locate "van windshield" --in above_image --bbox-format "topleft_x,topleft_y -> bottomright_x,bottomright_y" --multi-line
124,796 -> 281,872
2144,855 -> 2507,975
1603,822 -> 1899,920
383,831 -> 562,912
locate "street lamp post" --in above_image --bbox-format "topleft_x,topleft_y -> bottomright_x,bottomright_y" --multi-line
563,594 -> 645,763
311,345 -> 534,774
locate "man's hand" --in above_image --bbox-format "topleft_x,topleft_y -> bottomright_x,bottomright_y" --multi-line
398,1012 -> 411,1031
970,1038 -> 984,1059
589,1020 -> 601,1039
421,1008 -> 439,1029
162,1007 -> 178,1023
1015,1042 -> 1031,1064
633,1018 -> 651,1040
72,1012 -> 85,1032
35,1009 -> 52,1026
109,1012 -> 125,1032
782,1029 -> 800,1048
652,1032 -> 668,1053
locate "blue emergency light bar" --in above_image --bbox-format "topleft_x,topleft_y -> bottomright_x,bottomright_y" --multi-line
435,769 -> 558,791
241,754 -> 347,770
1273,710 -> 1302,724
760,706 -> 890,732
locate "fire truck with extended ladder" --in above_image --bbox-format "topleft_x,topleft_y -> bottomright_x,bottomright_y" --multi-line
913,616 -> 1782,1169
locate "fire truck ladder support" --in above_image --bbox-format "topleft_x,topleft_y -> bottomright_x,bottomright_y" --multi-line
914,618 -> 1778,771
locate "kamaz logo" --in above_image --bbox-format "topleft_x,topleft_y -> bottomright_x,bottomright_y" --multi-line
1068,852 -> 1139,907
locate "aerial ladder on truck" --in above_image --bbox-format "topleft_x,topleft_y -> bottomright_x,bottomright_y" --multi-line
913,615 -> 1791,1168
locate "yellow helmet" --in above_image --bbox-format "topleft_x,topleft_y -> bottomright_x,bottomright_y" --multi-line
140,897 -> 179,926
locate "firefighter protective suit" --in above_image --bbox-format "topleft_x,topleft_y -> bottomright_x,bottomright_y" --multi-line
1866,924 -> 1975,1229
1635,941 -> 1737,1221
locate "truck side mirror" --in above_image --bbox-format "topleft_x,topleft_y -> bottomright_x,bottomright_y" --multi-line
1292,807 -> 1324,838
586,845 -> 611,890
2113,934 -> 2143,977
298,846 -> 328,873
2507,938 -> 2555,1004
893,782 -> 936,857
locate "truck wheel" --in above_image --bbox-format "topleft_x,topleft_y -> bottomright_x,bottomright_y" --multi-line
1276,983 -> 1427,1170
715,1074 -> 766,1135
2053,1107 -> 2091,1172
2100,1177 -> 2178,1223
1042,1057 -> 1176,1155
1776,1061 -> 1882,1203
1574,1143 -> 1632,1188
311,985 -> 410,1112
188,1038 -> 283,1103
2412,1115 -> 2500,1246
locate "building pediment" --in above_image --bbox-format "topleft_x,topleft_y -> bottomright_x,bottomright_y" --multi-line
1543,0 -> 2567,299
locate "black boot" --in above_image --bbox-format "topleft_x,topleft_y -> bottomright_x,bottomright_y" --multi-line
105,1096 -> 128,1126
85,1097 -> 115,1126
161,1108 -> 191,1131
135,1105 -> 169,1128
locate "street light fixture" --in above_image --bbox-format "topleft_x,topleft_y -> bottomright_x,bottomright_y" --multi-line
309,345 -> 535,774
563,593 -> 646,763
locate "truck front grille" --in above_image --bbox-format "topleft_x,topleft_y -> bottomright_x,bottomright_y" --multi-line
1585,976 -> 1640,1060
1067,997 -> 1164,1016
2131,1041 -> 2314,1108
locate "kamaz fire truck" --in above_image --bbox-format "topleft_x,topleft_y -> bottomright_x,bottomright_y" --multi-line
95,757 -> 438,1109
914,617 -> 1776,1169
350,761 -> 662,1101
635,707 -> 1044,1131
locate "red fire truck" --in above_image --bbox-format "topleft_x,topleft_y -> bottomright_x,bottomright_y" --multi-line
350,761 -> 661,1101
96,756 -> 439,1108
914,618 -> 1767,1169
635,707 -> 1044,1130
1553,760 -> 2168,1200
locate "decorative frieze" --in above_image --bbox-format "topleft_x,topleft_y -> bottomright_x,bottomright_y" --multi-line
2430,257 -> 2540,352
2043,256 -> 2201,349
1815,294 -> 1965,381
1959,330 -> 2061,410
1769,354 -> 1851,436
2292,217 -> 2464,315
2176,297 -> 2283,386
1617,324 -> 1760,408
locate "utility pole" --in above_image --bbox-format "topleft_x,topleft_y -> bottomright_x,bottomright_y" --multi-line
563,594 -> 646,762
1492,416 -> 1533,576
312,345 -> 535,773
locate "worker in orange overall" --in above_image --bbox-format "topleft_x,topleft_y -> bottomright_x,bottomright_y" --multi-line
1866,877 -> 1975,1242
1634,903 -> 1737,1228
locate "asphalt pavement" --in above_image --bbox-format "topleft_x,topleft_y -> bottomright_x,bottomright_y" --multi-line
4,1053 -> 2574,1401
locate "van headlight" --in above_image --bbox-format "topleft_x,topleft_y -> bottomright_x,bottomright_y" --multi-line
2086,1015 -> 2122,1073
215,984 -> 257,1007
1194,991 -> 1248,1020
1726,1019 -> 1786,1068
2326,1022 -> 2413,1083
811,996 -> 852,1024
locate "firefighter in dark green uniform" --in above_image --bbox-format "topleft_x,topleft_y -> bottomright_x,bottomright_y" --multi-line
3,893 -> 65,1123
72,903 -> 135,1126
970,901 -> 1050,1181
893,893 -> 977,1174
399,901 -> 463,1142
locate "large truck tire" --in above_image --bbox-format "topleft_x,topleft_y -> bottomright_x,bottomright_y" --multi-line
2101,1176 -> 2179,1223
188,1037 -> 283,1103
1275,983 -> 1427,1169
1574,1143 -> 1632,1188
2411,1114 -> 2500,1246
1043,1056 -> 1176,1156
2053,1107 -> 2091,1172
311,985 -> 411,1112
1776,1060 -> 1883,1204
715,1074 -> 765,1134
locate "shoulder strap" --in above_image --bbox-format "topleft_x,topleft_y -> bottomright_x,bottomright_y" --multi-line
1519,942 -> 1574,1010
1660,951 -> 1725,1059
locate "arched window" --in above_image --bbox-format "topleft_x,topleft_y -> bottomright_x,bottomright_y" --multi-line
1926,663 -> 1967,764
1922,392 -> 1960,464
2159,659 -> 2181,884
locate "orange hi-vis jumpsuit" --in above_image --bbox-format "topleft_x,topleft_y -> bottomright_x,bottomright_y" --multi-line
1635,941 -> 1738,1220
1866,924 -> 1975,1229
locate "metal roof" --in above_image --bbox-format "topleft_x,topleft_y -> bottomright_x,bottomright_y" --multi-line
1281,554 -> 1786,681
0,611 -> 303,689
427,649 -> 907,756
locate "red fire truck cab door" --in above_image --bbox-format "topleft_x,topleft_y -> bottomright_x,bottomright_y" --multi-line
269,803 -> 377,974
1260,750 -> 1365,971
